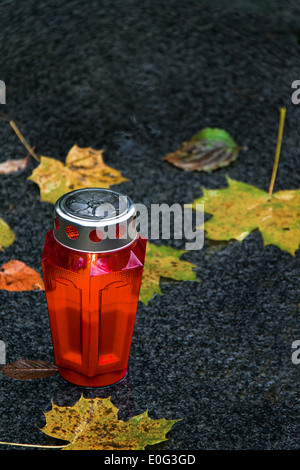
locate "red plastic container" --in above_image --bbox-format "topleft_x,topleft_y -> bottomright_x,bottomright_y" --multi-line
42,188 -> 146,387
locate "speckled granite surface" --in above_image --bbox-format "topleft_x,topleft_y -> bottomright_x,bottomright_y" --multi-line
0,0 -> 300,451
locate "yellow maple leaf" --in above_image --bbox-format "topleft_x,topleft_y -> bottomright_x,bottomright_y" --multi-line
28,145 -> 129,204
139,242 -> 199,305
40,395 -> 180,450
188,176 -> 300,256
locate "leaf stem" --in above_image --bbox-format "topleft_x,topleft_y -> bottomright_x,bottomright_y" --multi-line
9,120 -> 40,163
268,107 -> 286,197
0,440 -> 65,449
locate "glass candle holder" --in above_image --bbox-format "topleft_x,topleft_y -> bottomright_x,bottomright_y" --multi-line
42,188 -> 146,387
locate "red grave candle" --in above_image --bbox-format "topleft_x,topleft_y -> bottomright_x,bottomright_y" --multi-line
42,188 -> 146,387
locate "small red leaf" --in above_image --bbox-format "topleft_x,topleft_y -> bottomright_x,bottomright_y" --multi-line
0,260 -> 44,291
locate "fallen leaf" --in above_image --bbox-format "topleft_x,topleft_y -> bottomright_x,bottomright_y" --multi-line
41,395 -> 180,450
1,359 -> 57,380
0,218 -> 15,251
163,127 -> 243,171
139,242 -> 198,305
0,260 -> 45,291
0,155 -> 29,174
188,176 -> 300,256
28,145 -> 129,204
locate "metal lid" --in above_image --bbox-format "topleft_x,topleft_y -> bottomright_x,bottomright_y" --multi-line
53,188 -> 137,252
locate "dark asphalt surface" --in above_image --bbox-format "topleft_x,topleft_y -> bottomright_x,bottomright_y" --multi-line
0,0 -> 300,451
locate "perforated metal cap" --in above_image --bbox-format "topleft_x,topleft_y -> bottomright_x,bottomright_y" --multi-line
53,188 -> 137,252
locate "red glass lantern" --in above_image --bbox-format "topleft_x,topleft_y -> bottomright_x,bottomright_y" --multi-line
42,188 -> 146,387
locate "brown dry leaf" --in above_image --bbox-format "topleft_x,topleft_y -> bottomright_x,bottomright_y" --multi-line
0,260 -> 45,291
163,127 -> 243,172
0,155 -> 29,174
1,359 -> 57,380
28,145 -> 129,204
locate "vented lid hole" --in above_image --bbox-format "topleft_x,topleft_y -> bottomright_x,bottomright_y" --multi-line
66,225 -> 79,240
89,229 -> 104,243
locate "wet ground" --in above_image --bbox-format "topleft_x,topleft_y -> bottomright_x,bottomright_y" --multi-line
0,0 -> 300,451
